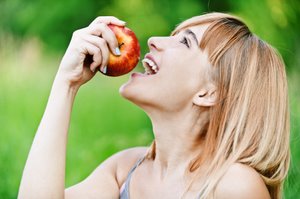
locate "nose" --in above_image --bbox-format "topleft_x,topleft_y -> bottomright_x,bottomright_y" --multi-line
147,37 -> 164,51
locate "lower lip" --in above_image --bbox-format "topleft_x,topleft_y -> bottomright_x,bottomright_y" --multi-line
131,72 -> 148,78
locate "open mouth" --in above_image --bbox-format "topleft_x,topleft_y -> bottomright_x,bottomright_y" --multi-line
142,58 -> 159,75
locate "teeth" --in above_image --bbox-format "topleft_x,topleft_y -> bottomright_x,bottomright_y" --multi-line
142,58 -> 159,75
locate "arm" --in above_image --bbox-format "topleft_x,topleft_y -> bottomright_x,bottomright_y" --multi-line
18,16 -> 126,199
64,147 -> 148,199
18,75 -> 77,199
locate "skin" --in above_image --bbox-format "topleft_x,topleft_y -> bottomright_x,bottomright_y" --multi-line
18,16 -> 271,199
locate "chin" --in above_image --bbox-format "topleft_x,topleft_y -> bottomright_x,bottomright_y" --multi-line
119,80 -> 155,110
119,81 -> 132,100
119,80 -> 140,103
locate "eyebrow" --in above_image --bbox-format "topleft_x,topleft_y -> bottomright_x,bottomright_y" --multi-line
184,29 -> 198,46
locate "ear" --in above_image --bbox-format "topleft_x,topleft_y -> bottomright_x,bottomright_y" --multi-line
192,85 -> 217,107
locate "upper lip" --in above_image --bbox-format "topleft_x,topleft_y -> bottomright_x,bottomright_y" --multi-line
144,53 -> 159,68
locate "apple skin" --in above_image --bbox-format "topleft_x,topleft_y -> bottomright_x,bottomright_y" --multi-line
101,24 -> 140,76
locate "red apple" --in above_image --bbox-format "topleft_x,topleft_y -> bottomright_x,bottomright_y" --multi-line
100,24 -> 140,76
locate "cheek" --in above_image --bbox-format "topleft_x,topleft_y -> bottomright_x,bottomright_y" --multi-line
163,54 -> 205,91
153,68 -> 202,109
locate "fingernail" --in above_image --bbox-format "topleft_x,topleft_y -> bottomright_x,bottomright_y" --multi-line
115,47 -> 121,56
91,67 -> 95,73
103,66 -> 107,74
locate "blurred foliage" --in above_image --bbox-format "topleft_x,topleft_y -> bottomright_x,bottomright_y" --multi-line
0,0 -> 300,198
1,0 -> 300,70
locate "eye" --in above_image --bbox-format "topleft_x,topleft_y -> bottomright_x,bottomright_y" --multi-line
180,37 -> 190,48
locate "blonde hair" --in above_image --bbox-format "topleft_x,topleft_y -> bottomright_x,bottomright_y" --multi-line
147,13 -> 290,198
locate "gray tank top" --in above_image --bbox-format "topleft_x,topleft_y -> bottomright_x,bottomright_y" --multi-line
119,157 -> 145,199
119,157 -> 202,199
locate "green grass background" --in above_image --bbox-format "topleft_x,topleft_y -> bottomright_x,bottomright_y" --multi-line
0,35 -> 299,199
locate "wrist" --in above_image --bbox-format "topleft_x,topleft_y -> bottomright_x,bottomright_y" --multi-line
52,73 -> 79,98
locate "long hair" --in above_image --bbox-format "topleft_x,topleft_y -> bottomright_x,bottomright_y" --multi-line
146,13 -> 290,198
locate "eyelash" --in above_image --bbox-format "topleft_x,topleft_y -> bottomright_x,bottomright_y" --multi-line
180,37 -> 190,48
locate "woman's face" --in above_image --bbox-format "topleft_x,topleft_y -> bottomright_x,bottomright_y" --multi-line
120,24 -> 212,112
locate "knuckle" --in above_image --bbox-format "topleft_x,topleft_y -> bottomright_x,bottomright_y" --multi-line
94,36 -> 102,44
97,22 -> 105,28
93,23 -> 105,34
97,16 -> 112,22
95,48 -> 101,54
91,16 -> 102,24
72,30 -> 80,37
96,16 -> 106,21
106,16 -> 116,20
99,39 -> 106,45
95,16 -> 102,20
95,54 -> 102,62
72,28 -> 85,37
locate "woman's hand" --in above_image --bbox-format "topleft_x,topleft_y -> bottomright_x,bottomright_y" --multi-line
57,16 -> 126,88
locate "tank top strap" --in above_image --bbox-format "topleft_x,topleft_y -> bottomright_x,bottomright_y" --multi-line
119,156 -> 146,199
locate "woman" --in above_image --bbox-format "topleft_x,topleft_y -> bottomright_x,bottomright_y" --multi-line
18,12 -> 290,199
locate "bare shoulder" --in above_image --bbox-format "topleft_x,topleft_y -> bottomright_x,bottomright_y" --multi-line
105,146 -> 149,183
215,163 -> 271,199
94,146 -> 148,168
112,146 -> 148,164
65,146 -> 148,199
95,146 -> 148,176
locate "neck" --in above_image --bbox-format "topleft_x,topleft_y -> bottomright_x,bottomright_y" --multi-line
146,105 -> 209,179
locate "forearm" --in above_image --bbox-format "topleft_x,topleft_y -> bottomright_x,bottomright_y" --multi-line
18,74 -> 78,199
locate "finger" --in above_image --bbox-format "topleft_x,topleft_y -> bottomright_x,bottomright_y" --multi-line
82,42 -> 102,72
81,35 -> 110,73
85,23 -> 120,56
81,34 -> 105,50
90,16 -> 126,27
97,39 -> 110,73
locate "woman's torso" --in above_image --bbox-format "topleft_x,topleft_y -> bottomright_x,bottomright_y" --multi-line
118,150 -> 204,199
117,147 -> 270,199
